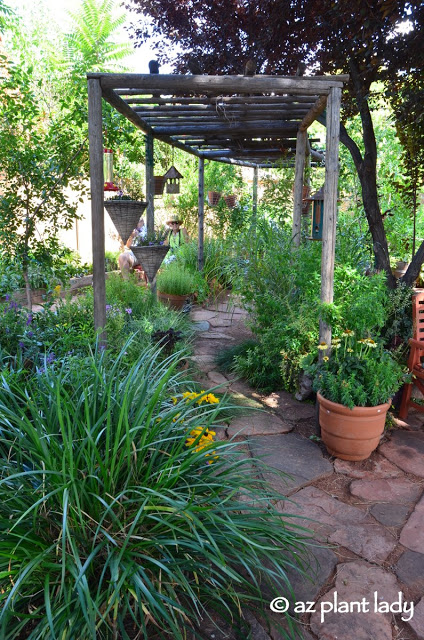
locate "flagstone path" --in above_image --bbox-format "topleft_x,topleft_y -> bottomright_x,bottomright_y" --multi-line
188,296 -> 424,640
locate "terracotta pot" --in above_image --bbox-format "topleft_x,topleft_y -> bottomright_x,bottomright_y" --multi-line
392,261 -> 409,280
208,191 -> 221,206
157,291 -> 189,310
317,392 -> 390,461
223,194 -> 236,208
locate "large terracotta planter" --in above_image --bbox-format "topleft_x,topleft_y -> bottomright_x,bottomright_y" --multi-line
157,291 -> 189,310
317,393 -> 391,461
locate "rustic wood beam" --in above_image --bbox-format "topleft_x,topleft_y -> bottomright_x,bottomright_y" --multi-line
131,104 -> 312,114
319,86 -> 342,352
198,157 -> 204,272
299,95 -> 328,132
293,128 -> 307,247
153,123 -> 299,136
145,133 -> 154,235
93,73 -> 346,94
101,88 -> 202,160
87,78 -> 106,338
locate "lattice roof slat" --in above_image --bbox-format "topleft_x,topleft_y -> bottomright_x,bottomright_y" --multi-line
90,72 -> 347,167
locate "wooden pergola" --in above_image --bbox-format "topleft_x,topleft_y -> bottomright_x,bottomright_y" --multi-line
87,72 -> 347,345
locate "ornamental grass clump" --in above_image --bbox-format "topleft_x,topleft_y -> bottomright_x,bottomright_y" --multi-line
0,341 -> 310,640
156,262 -> 196,296
304,330 -> 407,409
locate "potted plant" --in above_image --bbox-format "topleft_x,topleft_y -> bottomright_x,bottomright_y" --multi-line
303,331 -> 407,461
104,188 -> 147,246
156,262 -> 197,310
130,226 -> 169,283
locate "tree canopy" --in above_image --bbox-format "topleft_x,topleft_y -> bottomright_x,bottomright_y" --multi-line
126,0 -> 424,286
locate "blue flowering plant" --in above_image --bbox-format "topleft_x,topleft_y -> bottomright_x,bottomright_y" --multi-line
131,225 -> 169,247
303,330 -> 407,409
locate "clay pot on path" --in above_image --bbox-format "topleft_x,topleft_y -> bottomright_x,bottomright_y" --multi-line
317,393 -> 391,461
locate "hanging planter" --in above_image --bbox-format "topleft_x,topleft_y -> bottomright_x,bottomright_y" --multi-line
104,199 -> 147,245
164,165 -> 184,194
130,245 -> 169,283
223,194 -> 237,208
154,176 -> 166,196
208,191 -> 221,207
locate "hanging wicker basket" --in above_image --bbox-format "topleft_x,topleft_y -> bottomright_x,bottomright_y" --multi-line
208,191 -> 221,206
154,176 -> 166,196
104,200 -> 147,245
223,194 -> 237,208
130,245 -> 169,283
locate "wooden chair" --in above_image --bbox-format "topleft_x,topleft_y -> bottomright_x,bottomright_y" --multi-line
398,290 -> 424,419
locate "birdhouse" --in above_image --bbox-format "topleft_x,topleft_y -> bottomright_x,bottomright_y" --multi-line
305,187 -> 324,240
103,148 -> 119,191
164,165 -> 184,194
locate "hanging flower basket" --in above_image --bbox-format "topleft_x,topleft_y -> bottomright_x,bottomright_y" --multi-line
223,194 -> 237,208
208,191 -> 221,207
130,245 -> 169,283
154,176 -> 166,196
104,200 -> 147,245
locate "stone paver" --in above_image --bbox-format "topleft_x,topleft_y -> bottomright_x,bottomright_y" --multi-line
407,596 -> 424,639
191,320 -> 210,332
197,331 -> 235,340
208,316 -> 233,328
310,561 -> 401,640
249,434 -> 332,495
379,430 -> 424,477
395,550 -> 424,595
206,371 -> 229,386
260,390 -> 317,422
370,503 -> 410,527
228,411 -> 293,439
285,545 -> 338,605
349,477 -> 422,504
334,454 -> 403,479
278,486 -> 397,562
190,309 -> 217,322
400,493 -> 424,553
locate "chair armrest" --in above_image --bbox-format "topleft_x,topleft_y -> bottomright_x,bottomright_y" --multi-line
408,338 -> 424,350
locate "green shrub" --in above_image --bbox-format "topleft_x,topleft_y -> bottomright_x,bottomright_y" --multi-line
0,343 -> 311,639
157,262 -> 197,296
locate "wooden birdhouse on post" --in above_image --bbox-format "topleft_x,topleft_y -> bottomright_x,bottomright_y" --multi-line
164,165 -> 183,194
305,187 -> 324,240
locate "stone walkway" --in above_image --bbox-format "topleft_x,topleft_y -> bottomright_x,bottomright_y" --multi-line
188,296 -> 424,640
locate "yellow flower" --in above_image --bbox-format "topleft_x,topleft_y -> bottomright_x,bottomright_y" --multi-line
317,342 -> 329,350
365,338 -> 377,348
342,329 -> 355,336
347,348 -> 353,352
331,338 -> 341,344
53,284 -> 62,298
323,356 -> 329,362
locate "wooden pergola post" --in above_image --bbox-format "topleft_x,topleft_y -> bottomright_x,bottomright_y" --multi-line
252,166 -> 258,224
88,78 -> 106,337
198,156 -> 204,271
145,132 -> 154,234
319,86 -> 342,349
293,128 -> 307,247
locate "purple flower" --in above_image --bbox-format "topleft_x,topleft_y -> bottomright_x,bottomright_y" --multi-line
18,341 -> 25,348
125,308 -> 132,315
26,314 -> 33,325
27,331 -> 34,338
5,294 -> 10,301
106,304 -> 111,311
46,352 -> 56,364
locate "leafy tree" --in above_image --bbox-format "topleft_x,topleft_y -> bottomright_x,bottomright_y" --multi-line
126,0 -> 424,287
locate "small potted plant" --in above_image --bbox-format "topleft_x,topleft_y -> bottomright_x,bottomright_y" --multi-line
156,262 -> 197,310
303,330 -> 407,461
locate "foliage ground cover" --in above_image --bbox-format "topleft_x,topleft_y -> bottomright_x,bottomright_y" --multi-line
0,339 -> 312,640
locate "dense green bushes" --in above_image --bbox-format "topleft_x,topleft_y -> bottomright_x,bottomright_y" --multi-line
0,340 -> 311,640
